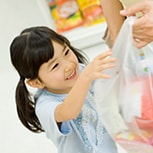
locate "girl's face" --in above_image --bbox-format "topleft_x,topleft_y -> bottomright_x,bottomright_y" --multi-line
38,41 -> 79,94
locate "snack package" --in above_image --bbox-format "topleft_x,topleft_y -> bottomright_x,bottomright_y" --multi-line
77,0 -> 105,26
48,0 -> 83,33
94,17 -> 153,153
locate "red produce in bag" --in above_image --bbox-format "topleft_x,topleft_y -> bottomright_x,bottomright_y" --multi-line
95,16 -> 153,153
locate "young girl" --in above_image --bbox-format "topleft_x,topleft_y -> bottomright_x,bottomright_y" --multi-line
10,26 -> 117,153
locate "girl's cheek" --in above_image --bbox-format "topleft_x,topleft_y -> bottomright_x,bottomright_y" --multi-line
55,70 -> 64,81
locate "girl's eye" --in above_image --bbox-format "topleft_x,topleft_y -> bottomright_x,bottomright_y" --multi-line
52,63 -> 59,70
65,49 -> 70,56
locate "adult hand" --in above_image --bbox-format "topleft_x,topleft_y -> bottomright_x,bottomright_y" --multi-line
120,0 -> 153,48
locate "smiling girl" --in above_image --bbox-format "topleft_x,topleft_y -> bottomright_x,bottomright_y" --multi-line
10,26 -> 117,153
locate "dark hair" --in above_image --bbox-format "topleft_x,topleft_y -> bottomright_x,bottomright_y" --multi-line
10,26 -> 88,133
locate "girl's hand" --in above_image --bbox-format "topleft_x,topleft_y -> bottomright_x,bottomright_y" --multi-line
81,50 -> 116,82
55,50 -> 115,122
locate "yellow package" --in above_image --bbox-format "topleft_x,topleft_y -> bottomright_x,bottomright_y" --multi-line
77,0 -> 105,26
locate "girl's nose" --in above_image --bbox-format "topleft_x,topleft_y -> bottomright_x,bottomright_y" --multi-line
64,62 -> 74,73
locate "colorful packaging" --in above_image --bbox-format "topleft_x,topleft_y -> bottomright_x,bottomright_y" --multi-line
77,0 -> 105,26
48,0 -> 83,33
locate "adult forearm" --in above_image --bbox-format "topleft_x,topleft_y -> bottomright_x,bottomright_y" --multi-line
101,0 -> 125,45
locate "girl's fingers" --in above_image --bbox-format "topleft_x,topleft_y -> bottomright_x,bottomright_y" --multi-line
99,62 -> 115,71
98,56 -> 116,66
90,50 -> 116,79
97,54 -> 116,72
100,74 -> 111,79
97,50 -> 113,59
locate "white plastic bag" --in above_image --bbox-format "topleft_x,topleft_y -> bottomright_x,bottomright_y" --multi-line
95,16 -> 153,153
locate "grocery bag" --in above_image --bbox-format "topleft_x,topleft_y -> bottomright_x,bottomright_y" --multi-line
94,16 -> 153,153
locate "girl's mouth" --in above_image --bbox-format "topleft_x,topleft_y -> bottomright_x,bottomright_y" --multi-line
66,71 -> 76,80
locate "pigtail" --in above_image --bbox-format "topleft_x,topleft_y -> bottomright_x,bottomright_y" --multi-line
15,77 -> 43,132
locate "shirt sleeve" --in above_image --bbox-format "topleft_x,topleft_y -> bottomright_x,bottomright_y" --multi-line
35,97 -> 72,146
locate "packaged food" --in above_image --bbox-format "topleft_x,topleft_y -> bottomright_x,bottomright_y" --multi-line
77,0 -> 105,26
48,0 -> 83,33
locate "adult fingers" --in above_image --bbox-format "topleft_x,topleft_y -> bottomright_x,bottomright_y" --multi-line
133,39 -> 148,48
120,1 -> 149,16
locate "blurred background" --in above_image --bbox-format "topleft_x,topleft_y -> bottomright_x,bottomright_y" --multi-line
0,0 -> 126,152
